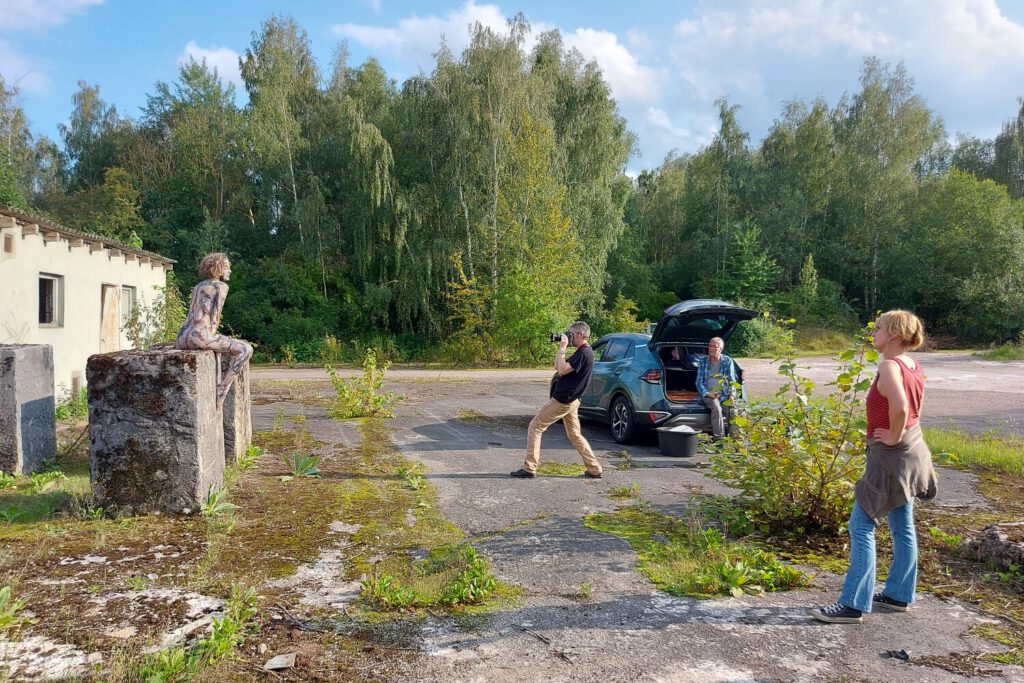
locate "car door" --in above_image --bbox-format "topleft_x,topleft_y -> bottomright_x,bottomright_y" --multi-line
583,338 -> 630,416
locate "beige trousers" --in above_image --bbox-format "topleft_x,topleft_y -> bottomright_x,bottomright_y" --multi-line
703,396 -> 733,438
523,399 -> 602,475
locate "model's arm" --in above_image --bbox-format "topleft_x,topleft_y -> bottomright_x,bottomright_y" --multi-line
212,282 -> 228,330
873,359 -> 908,445
555,336 -> 574,377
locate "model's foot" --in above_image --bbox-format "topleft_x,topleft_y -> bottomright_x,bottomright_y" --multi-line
811,601 -> 863,624
215,384 -> 228,411
873,592 -> 909,612
582,471 -> 603,479
510,468 -> 536,478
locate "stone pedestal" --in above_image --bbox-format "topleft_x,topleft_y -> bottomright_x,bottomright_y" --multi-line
220,356 -> 252,465
87,349 -> 224,515
0,345 -> 56,475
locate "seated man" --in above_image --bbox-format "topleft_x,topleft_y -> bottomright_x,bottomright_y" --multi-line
696,336 -> 739,439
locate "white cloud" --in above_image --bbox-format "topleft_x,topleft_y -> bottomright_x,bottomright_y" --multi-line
0,0 -> 104,31
666,0 -> 1024,148
333,1 -> 509,69
563,28 -> 664,105
178,41 -> 243,91
364,0 -> 382,12
0,39 -> 50,93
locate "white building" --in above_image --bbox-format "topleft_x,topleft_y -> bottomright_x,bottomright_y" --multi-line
0,204 -> 174,396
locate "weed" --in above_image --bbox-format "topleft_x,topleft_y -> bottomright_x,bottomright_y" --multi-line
577,582 -> 593,599
585,506 -> 807,598
30,470 -> 67,494
325,348 -> 402,419
929,526 -> 964,548
536,461 -> 586,477
404,474 -> 426,490
0,472 -> 16,489
361,544 -> 500,610
0,582 -> 37,635
699,495 -> 757,537
613,450 -> 635,470
55,387 -> 88,421
361,574 -> 416,610
202,488 -> 239,517
127,575 -> 149,590
273,406 -> 287,432
0,505 -> 23,524
280,452 -> 321,481
608,484 -> 641,500
237,444 -> 264,470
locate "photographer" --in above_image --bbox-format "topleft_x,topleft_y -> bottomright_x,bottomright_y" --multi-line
511,321 -> 603,479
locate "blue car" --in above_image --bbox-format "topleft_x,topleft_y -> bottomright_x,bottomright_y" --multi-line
559,299 -> 757,443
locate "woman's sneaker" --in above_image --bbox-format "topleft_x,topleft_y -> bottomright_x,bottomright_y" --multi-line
811,601 -> 863,624
873,592 -> 909,612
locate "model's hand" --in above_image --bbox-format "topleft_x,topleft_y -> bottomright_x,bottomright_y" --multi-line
707,391 -> 720,400
559,335 -> 569,351
872,428 -> 900,446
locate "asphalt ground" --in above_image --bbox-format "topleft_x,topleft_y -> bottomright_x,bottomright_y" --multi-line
250,353 -> 1024,682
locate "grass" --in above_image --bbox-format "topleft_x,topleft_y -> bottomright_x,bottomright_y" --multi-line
974,344 -> 1024,361
535,461 -> 586,477
925,427 -> 1024,476
584,505 -> 807,598
792,327 -> 855,356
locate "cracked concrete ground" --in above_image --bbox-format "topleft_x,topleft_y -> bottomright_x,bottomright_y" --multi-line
253,356 -> 1024,683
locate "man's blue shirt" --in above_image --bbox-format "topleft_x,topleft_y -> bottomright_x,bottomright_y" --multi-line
696,354 -> 738,399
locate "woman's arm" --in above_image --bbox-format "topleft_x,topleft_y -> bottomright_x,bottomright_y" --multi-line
873,359 -> 909,445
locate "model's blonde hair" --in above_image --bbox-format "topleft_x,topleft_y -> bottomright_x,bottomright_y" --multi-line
876,309 -> 925,350
199,252 -> 230,280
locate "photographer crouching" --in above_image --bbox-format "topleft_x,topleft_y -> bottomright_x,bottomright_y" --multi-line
510,321 -> 603,479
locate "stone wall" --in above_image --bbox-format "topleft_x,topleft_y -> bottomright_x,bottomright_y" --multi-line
87,349 -> 224,515
221,357 -> 252,464
0,344 -> 56,475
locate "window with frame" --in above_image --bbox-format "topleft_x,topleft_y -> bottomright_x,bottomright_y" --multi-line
39,274 -> 64,326
120,286 -> 136,327
602,338 -> 631,362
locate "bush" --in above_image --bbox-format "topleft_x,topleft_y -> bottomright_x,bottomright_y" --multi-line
55,387 -> 88,421
325,349 -> 402,419
710,330 -> 876,536
728,316 -> 793,357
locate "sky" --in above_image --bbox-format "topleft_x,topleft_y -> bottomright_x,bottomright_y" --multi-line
2,0 -> 1024,174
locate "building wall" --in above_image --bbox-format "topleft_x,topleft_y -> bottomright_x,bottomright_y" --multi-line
0,221 -> 171,396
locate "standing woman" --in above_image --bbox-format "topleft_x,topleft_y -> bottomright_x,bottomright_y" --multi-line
812,310 -> 937,624
176,253 -> 254,410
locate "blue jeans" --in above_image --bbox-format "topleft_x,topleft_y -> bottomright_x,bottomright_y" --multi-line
839,501 -> 918,612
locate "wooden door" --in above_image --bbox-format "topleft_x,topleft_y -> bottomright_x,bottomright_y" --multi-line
100,284 -> 120,352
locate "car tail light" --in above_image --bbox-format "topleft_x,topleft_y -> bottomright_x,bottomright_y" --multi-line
640,369 -> 662,384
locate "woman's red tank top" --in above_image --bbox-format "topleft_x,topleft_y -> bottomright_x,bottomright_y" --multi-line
866,356 -> 925,434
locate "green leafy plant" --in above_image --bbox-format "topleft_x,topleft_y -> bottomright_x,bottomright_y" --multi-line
608,484 -> 641,500
202,487 -> 239,516
280,452 -> 321,481
0,582 -> 37,635
0,472 -> 16,490
237,445 -> 264,470
928,526 -> 964,548
361,574 -> 416,610
29,470 -> 67,494
711,328 -> 876,536
325,348 -> 402,419
55,387 -> 89,421
403,474 -> 425,490
438,545 -> 498,605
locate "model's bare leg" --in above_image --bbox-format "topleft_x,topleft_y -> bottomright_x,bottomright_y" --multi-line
203,336 -> 253,410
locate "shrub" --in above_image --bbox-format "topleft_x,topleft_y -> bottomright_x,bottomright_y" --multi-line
710,330 -> 875,536
325,348 -> 402,419
55,388 -> 88,421
728,316 -> 793,357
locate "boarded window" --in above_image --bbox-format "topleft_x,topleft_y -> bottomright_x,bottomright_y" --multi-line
2,234 -> 12,254
39,274 -> 63,326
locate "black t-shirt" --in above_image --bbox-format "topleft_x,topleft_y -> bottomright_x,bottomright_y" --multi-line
551,344 -> 594,404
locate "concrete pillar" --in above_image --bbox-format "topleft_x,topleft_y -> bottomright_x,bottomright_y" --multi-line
0,345 -> 56,475
87,349 -> 224,515
221,356 -> 252,465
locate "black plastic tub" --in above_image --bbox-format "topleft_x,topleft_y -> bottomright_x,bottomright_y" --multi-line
656,426 -> 698,457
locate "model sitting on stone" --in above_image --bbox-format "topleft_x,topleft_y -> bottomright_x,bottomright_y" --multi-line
175,252 -> 253,410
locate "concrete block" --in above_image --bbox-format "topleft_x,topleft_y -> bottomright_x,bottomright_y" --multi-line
87,349 -> 224,515
0,345 -> 56,475
221,356 -> 252,465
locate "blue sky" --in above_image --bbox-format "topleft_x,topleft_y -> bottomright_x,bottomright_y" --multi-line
3,0 -> 1024,173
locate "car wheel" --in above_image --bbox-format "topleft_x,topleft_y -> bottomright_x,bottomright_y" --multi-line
609,395 -> 636,444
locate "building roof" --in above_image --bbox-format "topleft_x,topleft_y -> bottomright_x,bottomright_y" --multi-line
0,203 -> 175,267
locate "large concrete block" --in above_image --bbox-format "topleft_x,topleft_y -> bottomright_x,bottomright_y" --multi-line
0,345 -> 56,475
221,357 -> 252,465
87,350 -> 224,515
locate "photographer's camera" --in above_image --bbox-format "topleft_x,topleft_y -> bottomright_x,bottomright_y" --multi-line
549,332 -> 574,344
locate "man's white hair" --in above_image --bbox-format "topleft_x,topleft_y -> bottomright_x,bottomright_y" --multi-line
570,321 -> 591,340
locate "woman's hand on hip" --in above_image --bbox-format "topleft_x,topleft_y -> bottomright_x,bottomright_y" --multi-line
872,427 -> 901,446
